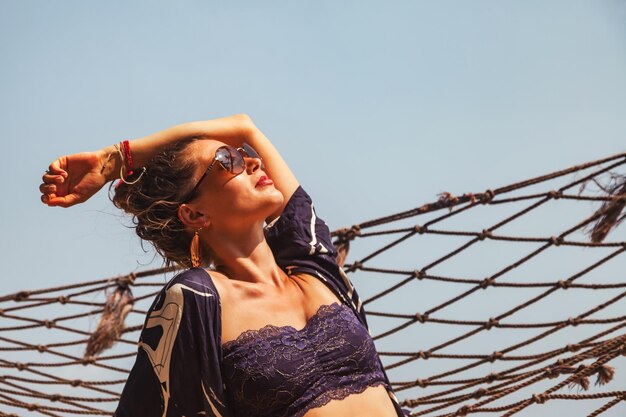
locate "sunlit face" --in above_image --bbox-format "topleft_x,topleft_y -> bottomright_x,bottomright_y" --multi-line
181,140 -> 284,231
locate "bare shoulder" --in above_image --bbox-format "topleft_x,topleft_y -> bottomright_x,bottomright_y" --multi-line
202,269 -> 233,302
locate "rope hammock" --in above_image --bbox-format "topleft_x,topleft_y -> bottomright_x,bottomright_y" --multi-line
1,151 -> 625,417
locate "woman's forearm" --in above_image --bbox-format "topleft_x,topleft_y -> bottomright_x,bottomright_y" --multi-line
100,114 -> 252,182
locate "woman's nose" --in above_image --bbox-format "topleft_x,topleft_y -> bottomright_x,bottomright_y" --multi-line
245,156 -> 264,173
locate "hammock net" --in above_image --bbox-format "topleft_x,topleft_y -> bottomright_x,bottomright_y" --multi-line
1,151 -> 625,417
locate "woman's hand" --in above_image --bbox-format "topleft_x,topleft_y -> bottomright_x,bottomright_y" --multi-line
40,149 -> 116,208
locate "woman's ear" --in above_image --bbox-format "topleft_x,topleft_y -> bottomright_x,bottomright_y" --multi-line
178,204 -> 210,230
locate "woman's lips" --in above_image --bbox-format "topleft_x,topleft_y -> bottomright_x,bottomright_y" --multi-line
256,176 -> 273,187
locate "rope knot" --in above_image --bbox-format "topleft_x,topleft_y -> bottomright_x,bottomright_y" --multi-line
566,343 -> 580,352
14,291 -> 30,301
438,191 -> 459,207
472,388 -> 487,399
348,225 -> 362,239
36,344 -> 47,353
49,394 -> 61,402
567,317 -> 581,327
0,309 -> 4,316
550,236 -> 564,246
454,405 -> 471,416
27,403 -> 39,411
485,318 -> 499,330
481,189 -> 495,204
418,350 -> 431,360
15,362 -> 26,371
480,278 -> 495,289
478,229 -> 492,240
558,280 -> 571,289
57,295 -> 68,304
43,320 -> 55,329
70,380 -> 82,387
117,272 -> 137,286
413,269 -> 426,280
548,190 -> 562,199
485,372 -> 500,383
544,366 -> 560,379
414,313 -> 429,323
347,261 -> 362,272
415,378 -> 429,388
82,356 -> 96,366
489,351 -> 503,362
463,192 -> 478,205
338,225 -> 361,242
532,393 -> 546,404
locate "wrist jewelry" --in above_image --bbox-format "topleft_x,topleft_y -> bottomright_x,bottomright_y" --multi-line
114,141 -> 146,188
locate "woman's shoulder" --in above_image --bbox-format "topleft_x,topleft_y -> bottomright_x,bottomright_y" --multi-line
163,267 -> 226,299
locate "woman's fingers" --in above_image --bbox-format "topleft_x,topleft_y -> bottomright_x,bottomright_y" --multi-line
40,172 -> 64,205
41,193 -> 53,205
41,158 -> 68,183
47,193 -> 81,208
48,158 -> 68,177
41,172 -> 65,183
39,183 -> 56,194
42,157 -> 67,184
40,157 -> 70,206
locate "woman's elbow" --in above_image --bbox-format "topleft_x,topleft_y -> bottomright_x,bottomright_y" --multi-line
232,113 -> 256,135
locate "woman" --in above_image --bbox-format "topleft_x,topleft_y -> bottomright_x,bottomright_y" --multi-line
39,114 -> 409,417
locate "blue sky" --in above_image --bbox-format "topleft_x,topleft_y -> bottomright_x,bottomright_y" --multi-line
1,1 -> 625,416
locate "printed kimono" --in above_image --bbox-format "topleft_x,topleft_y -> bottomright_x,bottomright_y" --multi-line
114,185 -> 410,417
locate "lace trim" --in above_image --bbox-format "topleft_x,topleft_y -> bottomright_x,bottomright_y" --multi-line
222,302 -> 343,351
221,300 -> 389,417
293,380 -> 389,417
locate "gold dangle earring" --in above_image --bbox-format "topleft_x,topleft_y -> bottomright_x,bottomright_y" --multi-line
190,222 -> 208,268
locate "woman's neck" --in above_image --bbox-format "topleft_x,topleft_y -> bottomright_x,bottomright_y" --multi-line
207,222 -> 290,290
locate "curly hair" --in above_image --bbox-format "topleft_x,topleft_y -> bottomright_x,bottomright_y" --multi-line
110,137 -> 214,269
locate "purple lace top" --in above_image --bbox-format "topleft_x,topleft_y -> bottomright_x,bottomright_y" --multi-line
221,302 -> 389,417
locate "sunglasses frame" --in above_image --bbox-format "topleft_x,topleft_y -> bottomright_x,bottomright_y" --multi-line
181,142 -> 263,204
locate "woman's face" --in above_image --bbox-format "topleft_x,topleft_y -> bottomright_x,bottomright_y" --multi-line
181,139 -> 284,231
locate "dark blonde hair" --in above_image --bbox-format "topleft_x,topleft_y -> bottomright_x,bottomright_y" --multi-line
110,137 -> 214,268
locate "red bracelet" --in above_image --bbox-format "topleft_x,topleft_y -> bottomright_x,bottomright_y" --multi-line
121,140 -> 134,175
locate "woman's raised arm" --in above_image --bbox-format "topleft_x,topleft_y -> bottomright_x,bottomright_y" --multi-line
167,114 -> 301,221
39,114 -> 298,211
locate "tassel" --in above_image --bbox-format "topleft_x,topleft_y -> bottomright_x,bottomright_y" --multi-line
85,285 -> 134,358
335,240 -> 349,268
595,365 -> 615,386
191,229 -> 201,268
582,174 -> 626,243
568,375 -> 590,391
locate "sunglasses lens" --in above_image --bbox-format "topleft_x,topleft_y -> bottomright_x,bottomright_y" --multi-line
214,144 -> 263,175
218,146 -> 246,174
232,147 -> 246,173
241,143 -> 265,170
242,143 -> 260,158
215,147 -> 233,172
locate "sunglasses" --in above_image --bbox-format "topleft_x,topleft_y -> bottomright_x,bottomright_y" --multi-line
181,142 -> 264,203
